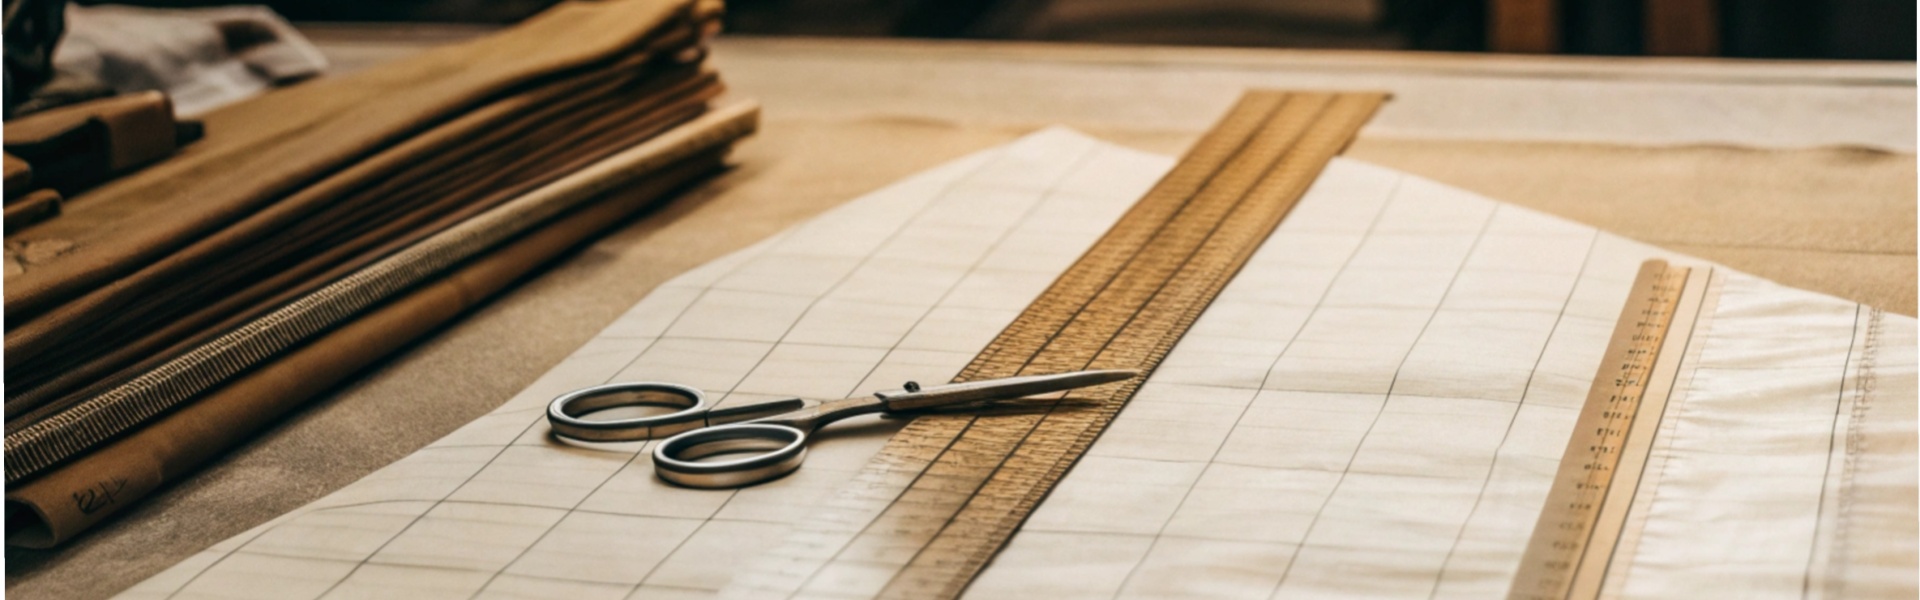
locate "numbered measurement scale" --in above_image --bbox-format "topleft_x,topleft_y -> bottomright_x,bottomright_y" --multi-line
1510,260 -> 1714,600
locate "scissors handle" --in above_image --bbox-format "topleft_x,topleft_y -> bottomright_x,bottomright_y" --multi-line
650,395 -> 885,488
546,382 -> 804,442
652,423 -> 810,488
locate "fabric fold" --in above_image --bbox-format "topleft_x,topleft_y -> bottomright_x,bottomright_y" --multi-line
6,65 -> 723,417
3,0 -> 719,320
5,145 -> 734,549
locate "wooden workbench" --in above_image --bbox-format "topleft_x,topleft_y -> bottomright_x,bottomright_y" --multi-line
7,33 -> 1914,599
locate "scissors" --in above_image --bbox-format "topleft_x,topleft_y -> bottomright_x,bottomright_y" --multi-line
546,369 -> 1138,488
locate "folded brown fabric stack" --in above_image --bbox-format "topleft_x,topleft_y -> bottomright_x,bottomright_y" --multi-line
3,0 -> 758,547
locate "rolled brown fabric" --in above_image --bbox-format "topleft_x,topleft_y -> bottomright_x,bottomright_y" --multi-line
3,118 -> 749,548
3,0 -> 719,321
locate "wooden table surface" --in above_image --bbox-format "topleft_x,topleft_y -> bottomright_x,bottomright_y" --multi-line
8,32 -> 1915,599
312,30 -> 1919,149
321,31 -> 1919,314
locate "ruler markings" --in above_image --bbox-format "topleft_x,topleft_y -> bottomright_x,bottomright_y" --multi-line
884,94 -> 1338,594
883,93 -> 1346,598
765,91 -> 1290,595
1582,265 -> 1709,598
1509,259 -> 1712,600
725,90 -> 1385,599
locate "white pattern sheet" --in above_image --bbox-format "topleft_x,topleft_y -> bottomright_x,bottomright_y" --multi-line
121,128 -> 1916,600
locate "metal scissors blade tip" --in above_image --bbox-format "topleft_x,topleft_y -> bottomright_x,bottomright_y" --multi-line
877,369 -> 1141,410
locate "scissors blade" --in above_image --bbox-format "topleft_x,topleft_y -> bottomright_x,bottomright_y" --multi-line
874,369 -> 1140,411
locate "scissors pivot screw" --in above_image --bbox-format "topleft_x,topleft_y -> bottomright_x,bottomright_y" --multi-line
903,381 -> 921,393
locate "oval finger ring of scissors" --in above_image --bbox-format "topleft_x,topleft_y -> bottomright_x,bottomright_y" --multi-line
546,369 -> 1139,489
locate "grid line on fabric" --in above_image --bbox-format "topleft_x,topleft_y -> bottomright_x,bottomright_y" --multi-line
736,97 -> 1292,599
470,141 -> 1024,598
788,147 -> 1116,589
471,140 -> 1071,600
752,93 -> 1314,599
125,131 -> 1886,600
145,131 -> 1129,599
156,159 -> 882,599
178,289 -> 722,599
1423,229 -> 1601,599
601,135 -> 1109,598
1823,307 -> 1884,598
1799,304 -> 1865,599
1582,272 -> 1873,598
883,95 -> 1335,599
936,164 -> 1641,599
1259,181 -> 1502,599
1106,173 -> 1405,597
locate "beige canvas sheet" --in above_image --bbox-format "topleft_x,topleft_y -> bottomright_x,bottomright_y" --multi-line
111,129 -> 1918,599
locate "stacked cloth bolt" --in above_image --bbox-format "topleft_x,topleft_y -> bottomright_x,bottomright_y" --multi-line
2,0 -> 758,548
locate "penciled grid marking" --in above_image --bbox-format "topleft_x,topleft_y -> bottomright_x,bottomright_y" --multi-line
938,161 -> 1895,600
718,151 -> 1649,600
723,146 -> 1899,598
119,127 -> 1170,600
121,129 -> 1913,600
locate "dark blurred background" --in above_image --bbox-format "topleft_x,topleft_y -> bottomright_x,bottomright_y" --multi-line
82,0 -> 1920,59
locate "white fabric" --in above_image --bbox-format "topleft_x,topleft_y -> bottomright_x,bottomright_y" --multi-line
119,128 -> 1916,599
57,4 -> 328,117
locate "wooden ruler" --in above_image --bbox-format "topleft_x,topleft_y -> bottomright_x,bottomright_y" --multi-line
1508,259 -> 1711,600
726,90 -> 1385,599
